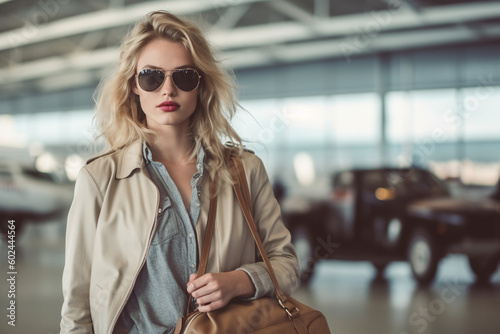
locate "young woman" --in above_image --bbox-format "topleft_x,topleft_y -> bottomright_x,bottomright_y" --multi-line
60,10 -> 299,334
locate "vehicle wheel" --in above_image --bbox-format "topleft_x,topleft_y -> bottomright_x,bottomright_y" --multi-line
468,254 -> 500,283
408,228 -> 440,285
292,227 -> 315,284
372,261 -> 389,276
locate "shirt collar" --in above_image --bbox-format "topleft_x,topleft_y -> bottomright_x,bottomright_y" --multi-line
142,141 -> 205,173
142,141 -> 154,163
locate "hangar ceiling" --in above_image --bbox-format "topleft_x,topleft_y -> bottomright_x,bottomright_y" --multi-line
1,0 -> 500,98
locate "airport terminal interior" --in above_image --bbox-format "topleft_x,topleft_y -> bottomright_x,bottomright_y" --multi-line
1,0 -> 500,333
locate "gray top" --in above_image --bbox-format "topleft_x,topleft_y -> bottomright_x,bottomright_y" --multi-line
116,142 -> 205,334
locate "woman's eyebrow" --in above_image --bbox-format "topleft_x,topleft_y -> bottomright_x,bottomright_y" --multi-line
141,64 -> 195,70
175,64 -> 195,69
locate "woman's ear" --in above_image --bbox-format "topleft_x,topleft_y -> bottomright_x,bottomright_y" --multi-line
132,80 -> 140,95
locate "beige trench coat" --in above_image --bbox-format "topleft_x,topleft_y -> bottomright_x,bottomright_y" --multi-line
59,140 -> 299,334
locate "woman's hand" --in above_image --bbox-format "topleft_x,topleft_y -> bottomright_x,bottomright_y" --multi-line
186,271 -> 256,312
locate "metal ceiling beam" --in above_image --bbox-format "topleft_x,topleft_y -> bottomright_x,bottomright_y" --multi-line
1,1 -> 500,89
2,1 -> 499,54
222,25 -> 490,68
0,0 -> 269,52
211,4 -> 252,30
267,0 -> 316,25
2,21 -> 500,90
0,47 -> 117,85
400,0 -> 421,14
314,0 -> 330,18
209,1 -> 500,49
383,0 -> 421,15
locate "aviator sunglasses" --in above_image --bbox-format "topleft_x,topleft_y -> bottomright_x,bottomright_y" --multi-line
136,68 -> 201,92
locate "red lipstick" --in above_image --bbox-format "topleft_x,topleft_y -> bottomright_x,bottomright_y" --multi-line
158,101 -> 180,112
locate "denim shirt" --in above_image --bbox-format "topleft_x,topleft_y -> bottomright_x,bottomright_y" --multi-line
116,142 -> 205,334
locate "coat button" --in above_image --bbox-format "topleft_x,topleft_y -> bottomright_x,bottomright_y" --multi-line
195,201 -> 200,207
158,208 -> 162,214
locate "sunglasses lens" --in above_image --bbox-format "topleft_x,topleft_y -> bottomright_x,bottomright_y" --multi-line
138,69 -> 164,91
172,69 -> 200,91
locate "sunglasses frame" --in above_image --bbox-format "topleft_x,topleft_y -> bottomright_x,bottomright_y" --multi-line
135,68 -> 201,92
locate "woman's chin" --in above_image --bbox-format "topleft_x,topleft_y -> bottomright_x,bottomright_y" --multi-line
147,116 -> 191,129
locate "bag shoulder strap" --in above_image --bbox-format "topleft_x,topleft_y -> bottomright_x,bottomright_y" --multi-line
185,178 -> 217,315
186,153 -> 299,319
227,154 -> 290,305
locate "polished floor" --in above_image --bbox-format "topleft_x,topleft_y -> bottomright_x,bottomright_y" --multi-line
1,220 -> 499,334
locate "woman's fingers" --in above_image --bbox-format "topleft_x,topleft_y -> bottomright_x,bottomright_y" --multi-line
197,300 -> 224,312
186,273 -> 235,312
187,273 -> 197,288
187,273 -> 207,294
195,289 -> 222,306
186,271 -> 255,312
191,283 -> 217,299
188,274 -> 218,296
188,273 -> 221,292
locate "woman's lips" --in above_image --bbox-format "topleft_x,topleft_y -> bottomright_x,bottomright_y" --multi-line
158,101 -> 180,112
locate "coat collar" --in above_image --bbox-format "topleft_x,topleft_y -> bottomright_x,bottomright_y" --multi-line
85,140 -> 144,179
116,140 -> 144,179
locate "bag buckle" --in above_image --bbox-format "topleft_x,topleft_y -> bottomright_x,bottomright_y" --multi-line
278,297 -> 297,327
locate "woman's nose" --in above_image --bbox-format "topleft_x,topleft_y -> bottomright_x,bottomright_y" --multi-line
161,74 -> 177,96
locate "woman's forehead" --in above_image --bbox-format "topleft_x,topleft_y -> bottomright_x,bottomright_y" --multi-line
136,39 -> 193,69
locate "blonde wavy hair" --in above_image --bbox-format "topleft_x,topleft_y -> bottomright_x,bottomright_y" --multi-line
94,10 -> 243,184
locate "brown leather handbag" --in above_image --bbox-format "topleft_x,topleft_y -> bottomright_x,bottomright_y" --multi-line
174,153 -> 331,334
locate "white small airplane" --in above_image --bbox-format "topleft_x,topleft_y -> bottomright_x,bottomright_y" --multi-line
0,147 -> 75,238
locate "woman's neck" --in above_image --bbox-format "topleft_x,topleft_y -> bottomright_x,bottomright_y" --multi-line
148,123 -> 194,163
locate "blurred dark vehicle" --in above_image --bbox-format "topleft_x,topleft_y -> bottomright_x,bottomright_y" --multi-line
491,177 -> 500,201
0,161 -> 73,239
285,167 -> 500,285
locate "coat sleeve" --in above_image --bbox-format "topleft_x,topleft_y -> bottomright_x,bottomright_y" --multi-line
60,167 -> 102,333
235,154 -> 300,299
